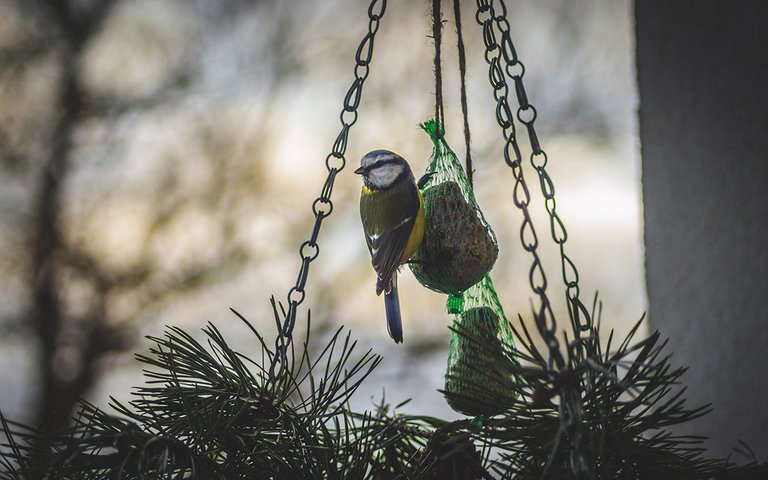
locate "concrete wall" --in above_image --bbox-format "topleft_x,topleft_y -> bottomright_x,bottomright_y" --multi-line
636,0 -> 768,458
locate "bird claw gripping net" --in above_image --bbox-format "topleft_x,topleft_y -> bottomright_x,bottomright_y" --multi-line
411,119 -> 516,416
410,119 -> 498,295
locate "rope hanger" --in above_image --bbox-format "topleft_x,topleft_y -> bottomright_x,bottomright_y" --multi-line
432,0 -> 474,187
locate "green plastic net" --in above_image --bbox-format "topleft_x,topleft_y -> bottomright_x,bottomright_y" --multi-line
444,274 -> 517,416
409,120 -> 498,294
411,119 -> 517,416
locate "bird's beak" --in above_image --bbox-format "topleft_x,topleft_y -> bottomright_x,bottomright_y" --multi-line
354,166 -> 366,175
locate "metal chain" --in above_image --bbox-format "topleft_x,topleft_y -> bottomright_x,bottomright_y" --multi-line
477,3 -> 590,477
474,0 -> 564,369
269,0 -> 388,380
488,1 -> 588,331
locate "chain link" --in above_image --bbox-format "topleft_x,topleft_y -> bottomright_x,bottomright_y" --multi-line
475,0 -> 564,370
269,0 -> 387,380
490,1 -> 584,313
477,5 -> 593,476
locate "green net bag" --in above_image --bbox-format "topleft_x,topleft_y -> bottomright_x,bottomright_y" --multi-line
410,119 -> 516,416
409,120 -> 498,295
444,274 -> 517,416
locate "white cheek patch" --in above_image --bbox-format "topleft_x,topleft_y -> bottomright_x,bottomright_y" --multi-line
369,164 -> 403,188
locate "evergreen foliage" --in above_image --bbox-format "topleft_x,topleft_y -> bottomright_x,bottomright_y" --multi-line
2,294 -> 766,478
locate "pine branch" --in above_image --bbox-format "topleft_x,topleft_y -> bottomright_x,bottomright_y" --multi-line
441,293 -> 768,479
0,301 -> 395,478
2,293 -> 767,478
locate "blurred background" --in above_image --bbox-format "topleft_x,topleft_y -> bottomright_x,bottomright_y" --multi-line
0,0 -> 642,429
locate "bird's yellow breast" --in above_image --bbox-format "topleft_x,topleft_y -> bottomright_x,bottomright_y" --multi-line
400,190 -> 425,264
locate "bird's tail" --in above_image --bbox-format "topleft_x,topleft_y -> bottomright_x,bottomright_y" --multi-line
384,275 -> 403,343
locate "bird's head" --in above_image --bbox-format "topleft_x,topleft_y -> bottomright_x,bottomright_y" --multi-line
354,150 -> 413,190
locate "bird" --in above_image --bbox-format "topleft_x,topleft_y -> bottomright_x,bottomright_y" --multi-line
355,150 -> 425,343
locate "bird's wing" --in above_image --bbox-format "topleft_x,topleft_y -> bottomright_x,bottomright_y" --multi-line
360,181 -> 420,295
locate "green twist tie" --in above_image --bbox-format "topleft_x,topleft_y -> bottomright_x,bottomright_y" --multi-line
446,294 -> 464,314
469,415 -> 487,432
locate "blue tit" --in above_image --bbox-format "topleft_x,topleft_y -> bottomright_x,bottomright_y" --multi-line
355,150 -> 425,344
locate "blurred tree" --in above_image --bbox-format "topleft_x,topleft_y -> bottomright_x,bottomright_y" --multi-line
19,0 -> 123,434
0,0 -> 259,432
